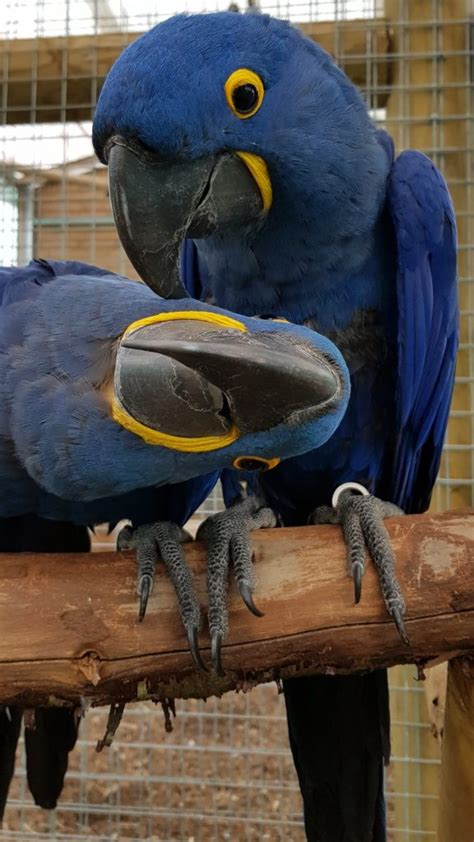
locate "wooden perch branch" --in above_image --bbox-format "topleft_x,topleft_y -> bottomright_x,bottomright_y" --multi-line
0,508 -> 472,708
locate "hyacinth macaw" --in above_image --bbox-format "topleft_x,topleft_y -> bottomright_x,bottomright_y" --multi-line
92,11 -> 458,841
0,257 -> 349,820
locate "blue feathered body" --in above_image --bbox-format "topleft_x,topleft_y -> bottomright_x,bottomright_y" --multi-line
184,148 -> 457,522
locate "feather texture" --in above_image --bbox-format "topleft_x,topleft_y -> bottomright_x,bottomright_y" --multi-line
385,151 -> 458,512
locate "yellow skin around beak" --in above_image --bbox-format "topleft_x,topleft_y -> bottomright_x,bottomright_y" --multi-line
236,152 -> 273,214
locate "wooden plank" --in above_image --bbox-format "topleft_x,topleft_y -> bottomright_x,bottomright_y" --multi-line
0,19 -> 391,124
0,508 -> 472,708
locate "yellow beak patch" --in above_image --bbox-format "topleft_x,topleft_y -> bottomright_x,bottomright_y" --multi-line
236,152 -> 273,214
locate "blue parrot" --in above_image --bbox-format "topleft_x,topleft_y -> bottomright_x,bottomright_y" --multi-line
92,11 -> 458,841
0,256 -> 349,820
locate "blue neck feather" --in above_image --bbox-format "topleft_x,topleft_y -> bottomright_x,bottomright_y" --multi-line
196,195 -> 397,331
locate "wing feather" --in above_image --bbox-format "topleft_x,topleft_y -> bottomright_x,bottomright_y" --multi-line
386,151 -> 458,512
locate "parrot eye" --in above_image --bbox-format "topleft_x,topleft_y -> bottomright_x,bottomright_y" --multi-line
225,68 -> 264,119
233,84 -> 258,114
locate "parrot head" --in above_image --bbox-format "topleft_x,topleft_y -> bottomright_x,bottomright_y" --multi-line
93,12 -> 391,314
3,266 -> 348,501
110,298 -> 350,475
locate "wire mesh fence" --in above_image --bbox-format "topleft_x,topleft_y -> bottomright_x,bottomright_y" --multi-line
0,0 -> 472,840
0,676 -> 442,842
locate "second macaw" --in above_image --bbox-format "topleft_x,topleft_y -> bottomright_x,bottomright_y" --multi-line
0,257 -> 349,821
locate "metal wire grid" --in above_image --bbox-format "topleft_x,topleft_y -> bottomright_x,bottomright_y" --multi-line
0,1 -> 380,38
1,680 -> 441,841
0,1 -> 472,840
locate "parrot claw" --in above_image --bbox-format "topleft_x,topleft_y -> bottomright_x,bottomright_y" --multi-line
211,630 -> 224,676
312,485 -> 408,639
198,495 -> 276,672
352,561 -> 363,604
391,604 -> 410,646
138,575 -> 152,622
186,624 -> 208,672
239,581 -> 265,617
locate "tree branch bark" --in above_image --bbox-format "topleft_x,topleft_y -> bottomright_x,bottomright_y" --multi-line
0,508 -> 472,708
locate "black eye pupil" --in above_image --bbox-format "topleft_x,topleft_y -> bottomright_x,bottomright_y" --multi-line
232,83 -> 259,114
236,458 -> 265,471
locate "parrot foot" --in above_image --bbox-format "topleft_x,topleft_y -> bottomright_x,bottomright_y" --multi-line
310,483 -> 409,645
117,522 -> 206,670
197,495 -> 277,674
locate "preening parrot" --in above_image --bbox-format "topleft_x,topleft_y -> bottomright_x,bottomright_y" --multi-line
0,257 -> 350,820
93,11 -> 458,841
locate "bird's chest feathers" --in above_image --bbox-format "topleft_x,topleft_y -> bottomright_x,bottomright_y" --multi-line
260,311 -> 393,519
307,309 -> 391,379
306,309 -> 394,472
197,217 -> 395,330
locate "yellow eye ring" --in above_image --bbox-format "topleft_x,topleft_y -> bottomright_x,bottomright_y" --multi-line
225,68 -> 264,120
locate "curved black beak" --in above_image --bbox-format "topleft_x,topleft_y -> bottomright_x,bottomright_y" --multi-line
107,137 -> 263,299
113,317 -> 341,450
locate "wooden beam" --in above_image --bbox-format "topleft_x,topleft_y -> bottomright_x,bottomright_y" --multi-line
0,508 -> 472,708
0,19 -> 391,125
438,657 -> 474,842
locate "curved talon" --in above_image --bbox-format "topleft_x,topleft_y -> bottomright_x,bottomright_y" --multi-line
392,605 -> 410,646
211,630 -> 224,676
186,624 -> 208,672
352,562 -> 363,604
138,575 -> 152,622
239,582 -> 265,618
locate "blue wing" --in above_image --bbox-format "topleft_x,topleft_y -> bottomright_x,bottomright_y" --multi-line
385,151 -> 458,513
0,259 -> 219,527
0,257 -> 112,305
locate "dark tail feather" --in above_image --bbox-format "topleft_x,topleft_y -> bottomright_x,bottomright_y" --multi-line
0,515 -> 90,814
25,709 -> 79,809
373,762 -> 387,842
283,670 -> 390,842
0,707 -> 22,824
